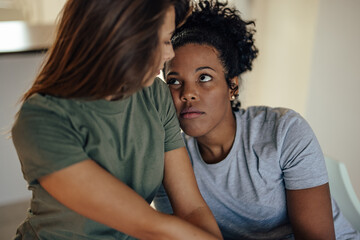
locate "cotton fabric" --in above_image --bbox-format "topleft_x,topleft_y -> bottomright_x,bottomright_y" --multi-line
12,78 -> 184,240
154,106 -> 360,240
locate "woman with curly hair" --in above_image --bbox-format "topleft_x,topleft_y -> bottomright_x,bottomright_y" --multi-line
153,0 -> 360,239
10,0 -> 224,239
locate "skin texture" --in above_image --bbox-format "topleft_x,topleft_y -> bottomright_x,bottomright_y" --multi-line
40,149 -> 222,240
143,6 -> 175,87
166,44 -> 238,164
287,184 -> 335,240
165,42 -> 336,239
39,7 -> 223,240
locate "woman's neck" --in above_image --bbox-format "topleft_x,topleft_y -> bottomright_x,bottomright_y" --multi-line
196,112 -> 237,164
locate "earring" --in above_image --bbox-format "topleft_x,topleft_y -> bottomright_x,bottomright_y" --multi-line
231,95 -> 236,100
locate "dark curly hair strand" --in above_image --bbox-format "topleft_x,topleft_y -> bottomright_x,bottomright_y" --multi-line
170,0 -> 258,110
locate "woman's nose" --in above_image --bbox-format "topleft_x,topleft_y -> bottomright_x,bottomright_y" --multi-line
180,84 -> 198,102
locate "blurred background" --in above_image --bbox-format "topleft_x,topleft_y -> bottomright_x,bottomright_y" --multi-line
235,0 -> 360,198
0,0 -> 359,238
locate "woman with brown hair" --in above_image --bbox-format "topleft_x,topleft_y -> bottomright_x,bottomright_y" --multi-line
11,0 -> 223,239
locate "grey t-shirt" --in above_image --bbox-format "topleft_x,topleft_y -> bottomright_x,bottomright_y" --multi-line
154,106 -> 359,240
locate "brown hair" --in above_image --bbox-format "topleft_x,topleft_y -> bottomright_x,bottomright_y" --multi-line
22,0 -> 190,101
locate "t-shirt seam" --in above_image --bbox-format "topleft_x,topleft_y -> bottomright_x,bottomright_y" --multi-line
26,156 -> 89,182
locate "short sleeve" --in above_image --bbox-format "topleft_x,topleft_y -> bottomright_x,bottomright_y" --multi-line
152,78 -> 184,152
12,102 -> 89,183
279,112 -> 328,190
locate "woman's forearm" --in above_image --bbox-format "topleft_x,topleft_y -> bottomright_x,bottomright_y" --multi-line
180,206 -> 224,240
151,212 -> 222,240
163,147 -> 223,239
39,159 -> 221,240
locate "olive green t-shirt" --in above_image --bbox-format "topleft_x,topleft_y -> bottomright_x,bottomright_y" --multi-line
11,78 -> 184,239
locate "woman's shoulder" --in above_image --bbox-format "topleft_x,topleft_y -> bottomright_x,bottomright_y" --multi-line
13,94 -> 81,136
142,77 -> 168,95
235,106 -> 311,139
13,95 -> 77,142
141,77 -> 175,113
19,93 -> 83,120
237,106 -> 300,122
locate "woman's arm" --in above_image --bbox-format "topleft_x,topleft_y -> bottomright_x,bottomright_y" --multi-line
163,147 -> 223,239
286,183 -> 335,240
39,159 -> 222,240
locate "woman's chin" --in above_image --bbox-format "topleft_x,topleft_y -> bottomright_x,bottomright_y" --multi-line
142,69 -> 163,87
142,79 -> 155,87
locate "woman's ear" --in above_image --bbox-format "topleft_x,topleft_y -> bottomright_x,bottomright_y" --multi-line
229,76 -> 239,100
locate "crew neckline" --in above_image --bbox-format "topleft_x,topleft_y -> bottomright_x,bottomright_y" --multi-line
193,111 -> 241,169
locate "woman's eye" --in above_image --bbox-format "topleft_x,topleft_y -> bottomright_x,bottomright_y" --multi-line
199,74 -> 212,82
164,41 -> 171,45
167,78 -> 180,85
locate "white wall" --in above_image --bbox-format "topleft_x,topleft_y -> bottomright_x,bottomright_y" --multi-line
32,0 -> 66,24
8,0 -> 66,24
305,0 -> 360,197
233,0 -> 359,197
0,53 -> 45,205
235,0 -> 319,117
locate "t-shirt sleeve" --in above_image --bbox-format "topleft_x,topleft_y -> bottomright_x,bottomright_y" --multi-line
12,102 -> 89,184
153,78 -> 184,152
279,112 -> 328,190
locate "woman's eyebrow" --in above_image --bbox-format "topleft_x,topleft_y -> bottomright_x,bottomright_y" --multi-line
195,66 -> 216,72
167,71 -> 179,76
166,66 -> 215,76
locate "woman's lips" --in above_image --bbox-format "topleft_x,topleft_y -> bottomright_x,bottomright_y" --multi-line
180,107 -> 204,119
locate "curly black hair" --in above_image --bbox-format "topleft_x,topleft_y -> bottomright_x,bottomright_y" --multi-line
169,0 -> 258,109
